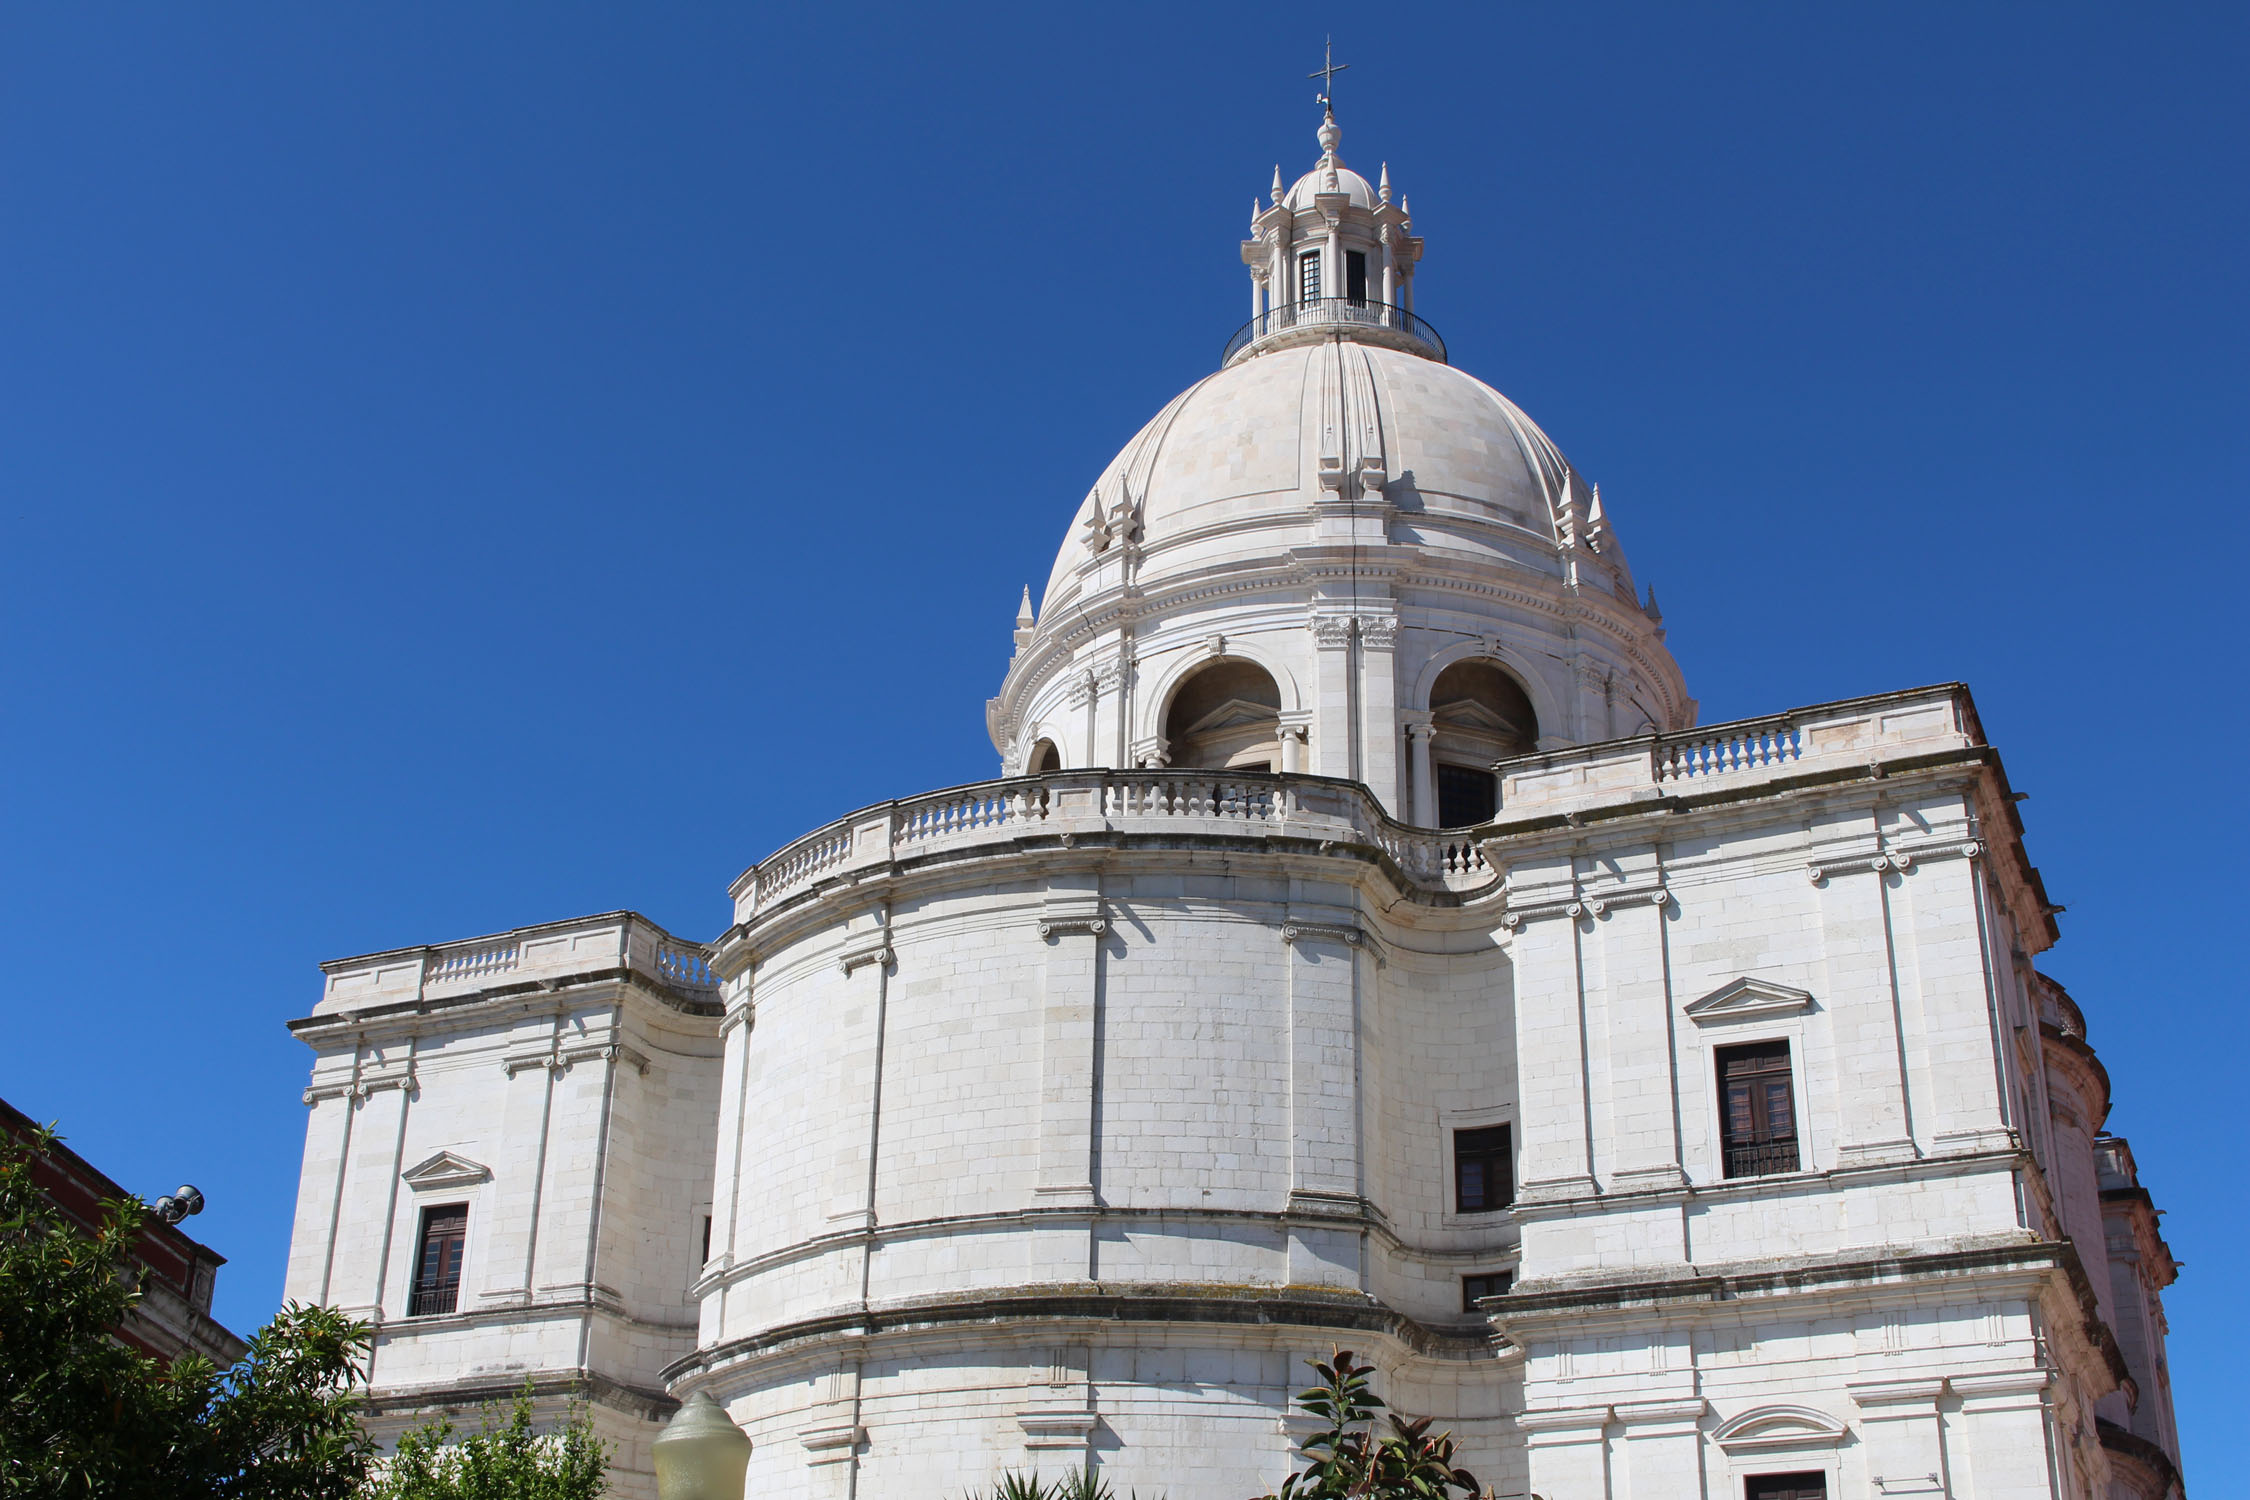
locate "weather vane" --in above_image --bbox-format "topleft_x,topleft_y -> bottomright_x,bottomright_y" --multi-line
1310,37 -> 1349,114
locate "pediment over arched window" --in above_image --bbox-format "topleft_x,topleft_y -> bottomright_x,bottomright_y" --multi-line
1711,1404 -> 1848,1452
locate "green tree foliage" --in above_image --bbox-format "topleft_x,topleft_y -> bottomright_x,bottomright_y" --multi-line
1257,1349 -> 1482,1500
362,1387 -> 608,1500
964,1467 -> 1151,1500
0,1124 -> 375,1499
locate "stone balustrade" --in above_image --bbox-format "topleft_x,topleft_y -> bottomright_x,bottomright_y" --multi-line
732,688 -> 1977,924
314,910 -> 719,1017
1494,683 -> 1981,820
735,769 -> 1495,921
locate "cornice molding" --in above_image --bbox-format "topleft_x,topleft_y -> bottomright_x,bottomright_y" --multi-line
303,1062 -> 415,1105
1499,880 -> 1670,930
1808,838 -> 1982,885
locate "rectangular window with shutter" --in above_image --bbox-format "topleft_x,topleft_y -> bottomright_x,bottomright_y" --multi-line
1717,1040 -> 1800,1178
408,1204 -> 467,1317
1298,251 -> 1323,304
1453,1124 -> 1513,1212
1345,250 -> 1368,303
1745,1473 -> 1827,1500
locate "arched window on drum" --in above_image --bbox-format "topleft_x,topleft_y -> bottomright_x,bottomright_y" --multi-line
1427,660 -> 1537,827
1160,659 -> 1282,771
1025,738 -> 1062,774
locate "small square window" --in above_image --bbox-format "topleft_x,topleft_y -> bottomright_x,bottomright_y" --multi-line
1453,1125 -> 1513,1213
1461,1270 -> 1513,1313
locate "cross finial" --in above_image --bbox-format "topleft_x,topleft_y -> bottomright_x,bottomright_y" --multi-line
1309,37 -> 1349,116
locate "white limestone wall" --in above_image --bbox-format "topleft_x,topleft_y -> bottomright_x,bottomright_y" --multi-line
283,919 -> 724,1500
1362,949 -> 1520,1328
1516,1293 -> 2067,1500
694,846 -> 1524,1500
1476,708 -> 2139,1499
1504,783 -> 2029,1276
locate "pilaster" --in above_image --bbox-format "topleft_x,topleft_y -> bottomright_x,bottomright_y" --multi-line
1615,1398 -> 1708,1499
1812,809 -> 1917,1165
1034,878 -> 1105,1210
1282,912 -> 1365,1287
1507,866 -> 1598,1202
1356,611 -> 1401,815
1311,613 -> 1355,780
1519,1406 -> 1610,1499
1848,1378 -> 1951,1497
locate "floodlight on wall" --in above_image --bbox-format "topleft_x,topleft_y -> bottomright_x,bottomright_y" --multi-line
653,1389 -> 752,1500
153,1186 -> 205,1225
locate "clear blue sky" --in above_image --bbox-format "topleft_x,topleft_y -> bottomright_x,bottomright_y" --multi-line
4,0 -> 2243,1482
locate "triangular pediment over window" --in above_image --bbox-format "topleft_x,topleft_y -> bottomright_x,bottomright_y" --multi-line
1711,1404 -> 1848,1452
1432,698 -> 1530,741
1684,976 -> 1815,1023
1182,698 -> 1281,736
401,1150 -> 491,1191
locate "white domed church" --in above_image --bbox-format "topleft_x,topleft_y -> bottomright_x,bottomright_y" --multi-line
281,102 -> 2186,1500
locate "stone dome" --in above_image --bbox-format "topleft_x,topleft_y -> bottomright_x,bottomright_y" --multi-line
1284,162 -> 1377,210
1039,340 -> 1614,613
994,107 -> 1690,810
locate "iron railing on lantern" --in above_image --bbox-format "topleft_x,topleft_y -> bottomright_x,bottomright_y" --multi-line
1222,297 -> 1446,366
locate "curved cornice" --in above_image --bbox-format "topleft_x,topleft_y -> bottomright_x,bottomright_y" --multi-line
662,1281 -> 1496,1389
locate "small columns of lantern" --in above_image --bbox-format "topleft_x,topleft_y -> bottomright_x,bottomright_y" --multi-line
1240,103 -> 1424,323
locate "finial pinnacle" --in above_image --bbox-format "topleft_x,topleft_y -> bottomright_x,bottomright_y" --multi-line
1378,161 -> 1392,204
1271,164 -> 1285,206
